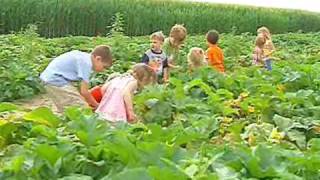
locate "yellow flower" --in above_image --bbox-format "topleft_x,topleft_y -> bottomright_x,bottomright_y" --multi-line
240,92 -> 249,98
277,84 -> 285,92
312,126 -> 320,133
222,117 -> 233,124
270,128 -> 285,141
0,119 -> 7,126
248,133 -> 256,146
224,100 -> 232,106
248,106 -> 255,113
233,99 -> 241,106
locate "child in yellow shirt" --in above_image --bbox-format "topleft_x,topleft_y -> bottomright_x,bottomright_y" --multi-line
257,26 -> 275,71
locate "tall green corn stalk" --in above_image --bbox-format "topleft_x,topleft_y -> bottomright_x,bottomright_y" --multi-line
0,0 -> 319,37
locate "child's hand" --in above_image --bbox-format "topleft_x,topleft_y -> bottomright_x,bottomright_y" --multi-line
174,65 -> 182,69
163,77 -> 170,84
264,50 -> 274,57
127,112 -> 136,123
168,63 -> 179,69
90,103 -> 99,110
168,55 -> 174,64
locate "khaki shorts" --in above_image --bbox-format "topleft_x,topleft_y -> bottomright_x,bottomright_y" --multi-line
44,84 -> 88,113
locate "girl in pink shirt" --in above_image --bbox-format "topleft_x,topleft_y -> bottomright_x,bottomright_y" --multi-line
252,35 -> 266,67
95,63 -> 156,123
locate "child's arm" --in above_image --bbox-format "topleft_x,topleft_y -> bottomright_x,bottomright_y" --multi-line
253,47 -> 262,65
123,81 -> 138,122
204,50 -> 210,65
221,50 -> 225,62
256,48 -> 262,59
141,53 -> 149,64
167,55 -> 180,69
206,49 -> 214,66
168,63 -> 180,69
80,81 -> 99,109
163,58 -> 170,82
257,49 -> 266,66
163,68 -> 169,82
270,40 -> 276,51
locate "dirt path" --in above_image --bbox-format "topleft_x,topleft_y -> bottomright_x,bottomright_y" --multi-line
14,93 -> 58,113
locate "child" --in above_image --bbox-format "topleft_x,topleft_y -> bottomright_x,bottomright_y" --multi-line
141,31 -> 169,83
257,26 -> 275,71
206,30 -> 225,73
187,47 -> 206,72
95,63 -> 156,123
252,34 -> 266,67
40,45 -> 112,113
163,24 -> 187,67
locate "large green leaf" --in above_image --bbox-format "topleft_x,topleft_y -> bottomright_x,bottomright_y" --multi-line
287,130 -> 306,149
36,144 -> 62,166
105,132 -> 140,165
211,163 -> 239,180
67,110 -> 109,146
148,165 -> 189,180
58,174 -> 93,180
273,114 -> 293,131
308,138 -> 320,152
0,102 -> 18,112
23,107 -> 60,127
104,168 -> 152,180
240,145 -> 288,178
30,124 -> 57,139
0,121 -> 18,147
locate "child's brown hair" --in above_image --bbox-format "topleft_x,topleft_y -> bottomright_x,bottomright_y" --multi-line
206,30 -> 219,45
169,24 -> 187,43
150,31 -> 165,42
92,45 -> 112,63
132,63 -> 156,88
255,35 -> 266,48
188,47 -> 205,71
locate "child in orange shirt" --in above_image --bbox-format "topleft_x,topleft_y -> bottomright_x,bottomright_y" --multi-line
205,30 -> 225,73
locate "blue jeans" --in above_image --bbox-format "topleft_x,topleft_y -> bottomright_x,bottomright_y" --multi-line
265,59 -> 272,71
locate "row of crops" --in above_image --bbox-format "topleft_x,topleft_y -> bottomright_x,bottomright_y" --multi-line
1,0 -> 320,37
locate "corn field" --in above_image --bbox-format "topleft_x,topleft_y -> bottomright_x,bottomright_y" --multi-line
0,0 -> 320,37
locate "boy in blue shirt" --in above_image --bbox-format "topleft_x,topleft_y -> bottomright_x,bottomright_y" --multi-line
40,45 -> 112,112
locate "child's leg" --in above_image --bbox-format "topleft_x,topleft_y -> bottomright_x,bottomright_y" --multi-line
45,84 -> 88,113
265,59 -> 272,71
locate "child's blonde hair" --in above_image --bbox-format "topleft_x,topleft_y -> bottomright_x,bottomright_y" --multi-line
255,35 -> 266,48
188,47 -> 205,71
257,26 -> 271,39
169,24 -> 187,43
91,45 -> 112,63
257,26 -> 270,34
150,31 -> 165,42
131,63 -> 156,88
